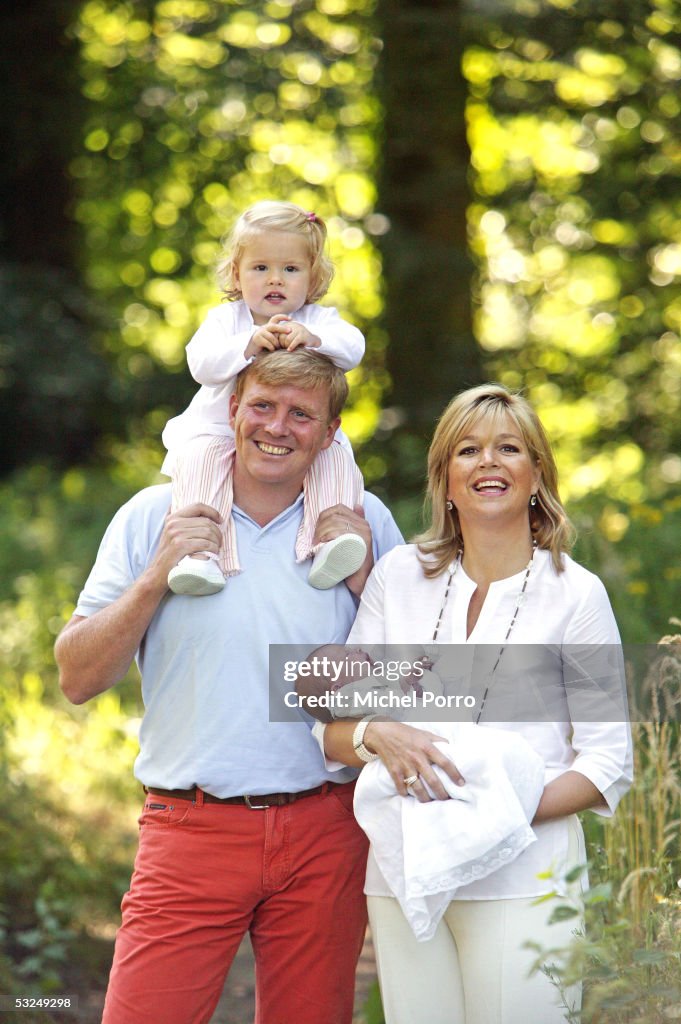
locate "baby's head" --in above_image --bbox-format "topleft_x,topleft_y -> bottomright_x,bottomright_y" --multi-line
218,200 -> 334,304
295,645 -> 373,723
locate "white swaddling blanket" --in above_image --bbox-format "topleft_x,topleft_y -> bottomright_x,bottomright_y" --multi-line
353,722 -> 545,940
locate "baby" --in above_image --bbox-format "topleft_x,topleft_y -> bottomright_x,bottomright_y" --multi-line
295,644 -> 445,723
298,644 -> 546,942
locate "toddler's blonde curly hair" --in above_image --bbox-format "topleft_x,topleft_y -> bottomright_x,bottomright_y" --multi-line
217,200 -> 334,304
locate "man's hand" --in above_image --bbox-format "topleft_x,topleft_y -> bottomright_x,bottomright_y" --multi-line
313,503 -> 374,597
363,720 -> 466,803
151,503 -> 223,588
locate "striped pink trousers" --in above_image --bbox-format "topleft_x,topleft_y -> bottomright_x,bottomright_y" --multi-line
171,436 -> 364,576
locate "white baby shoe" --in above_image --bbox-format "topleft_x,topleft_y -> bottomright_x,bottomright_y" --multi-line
308,534 -> 368,590
168,556 -> 226,596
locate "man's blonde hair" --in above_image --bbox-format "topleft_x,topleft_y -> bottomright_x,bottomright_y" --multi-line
234,349 -> 349,422
218,201 -> 334,304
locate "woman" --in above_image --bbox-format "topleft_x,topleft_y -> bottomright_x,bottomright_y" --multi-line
318,384 -> 632,1024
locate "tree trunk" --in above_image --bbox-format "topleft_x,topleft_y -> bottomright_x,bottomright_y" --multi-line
0,0 -> 83,267
374,0 -> 481,506
0,0 -> 115,475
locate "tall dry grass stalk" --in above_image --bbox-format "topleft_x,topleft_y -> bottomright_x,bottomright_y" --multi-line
549,633 -> 681,1020
598,638 -> 681,931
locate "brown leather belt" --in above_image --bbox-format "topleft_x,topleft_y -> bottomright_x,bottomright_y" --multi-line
144,783 -> 332,809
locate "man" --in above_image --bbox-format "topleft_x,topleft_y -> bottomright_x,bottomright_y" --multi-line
55,349 -> 403,1024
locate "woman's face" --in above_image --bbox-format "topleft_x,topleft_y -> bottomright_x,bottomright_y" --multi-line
446,410 -> 542,533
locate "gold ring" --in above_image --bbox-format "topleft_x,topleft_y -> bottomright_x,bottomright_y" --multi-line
403,774 -> 419,787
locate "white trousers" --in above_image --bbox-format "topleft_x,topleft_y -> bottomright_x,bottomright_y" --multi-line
368,818 -> 584,1024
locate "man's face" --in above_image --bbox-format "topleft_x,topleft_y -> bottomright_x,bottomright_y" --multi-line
229,377 -> 340,494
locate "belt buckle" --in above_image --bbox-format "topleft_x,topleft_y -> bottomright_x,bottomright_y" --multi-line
244,795 -> 269,810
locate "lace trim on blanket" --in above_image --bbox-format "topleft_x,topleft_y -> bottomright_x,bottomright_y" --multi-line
405,822 -> 536,897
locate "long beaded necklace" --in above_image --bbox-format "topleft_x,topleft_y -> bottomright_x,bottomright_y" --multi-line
430,541 -> 537,724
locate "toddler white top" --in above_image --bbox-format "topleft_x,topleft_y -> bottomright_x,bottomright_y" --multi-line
161,300 -> 364,474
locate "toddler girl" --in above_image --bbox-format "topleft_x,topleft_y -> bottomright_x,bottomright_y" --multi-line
161,200 -> 367,595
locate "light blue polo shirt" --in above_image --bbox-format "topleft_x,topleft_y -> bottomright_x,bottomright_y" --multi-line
75,483 -> 403,796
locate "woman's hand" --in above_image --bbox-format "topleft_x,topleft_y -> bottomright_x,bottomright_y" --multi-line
364,719 -> 466,802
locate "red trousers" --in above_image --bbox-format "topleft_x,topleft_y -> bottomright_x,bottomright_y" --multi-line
102,782 -> 369,1024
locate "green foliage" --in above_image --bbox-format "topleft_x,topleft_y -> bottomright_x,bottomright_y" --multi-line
466,0 -> 681,504
67,0 -> 386,452
0,264 -> 117,475
8,0 -> 681,516
364,979 -> 386,1024
571,493 -> 681,642
0,762 -> 138,1002
528,883 -> 681,1023
525,634 -> 681,1023
0,456 -> 159,998
0,459 -> 154,683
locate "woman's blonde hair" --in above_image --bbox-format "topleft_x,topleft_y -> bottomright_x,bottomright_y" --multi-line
416,383 -> 576,577
217,201 -> 334,304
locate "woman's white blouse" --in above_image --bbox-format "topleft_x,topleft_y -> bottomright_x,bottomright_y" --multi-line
346,544 -> 633,900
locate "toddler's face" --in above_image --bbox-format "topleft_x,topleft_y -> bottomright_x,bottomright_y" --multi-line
235,231 -> 313,323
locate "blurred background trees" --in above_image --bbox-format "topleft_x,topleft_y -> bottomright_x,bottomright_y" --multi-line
1,0 -> 680,1012
466,0 -> 681,505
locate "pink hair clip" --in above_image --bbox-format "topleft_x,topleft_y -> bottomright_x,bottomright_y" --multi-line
306,211 -> 318,223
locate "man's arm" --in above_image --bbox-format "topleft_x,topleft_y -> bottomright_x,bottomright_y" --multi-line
55,503 -> 222,705
55,589 -> 163,705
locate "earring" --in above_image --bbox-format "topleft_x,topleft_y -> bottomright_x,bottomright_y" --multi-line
530,494 -> 537,507
446,500 -> 454,511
